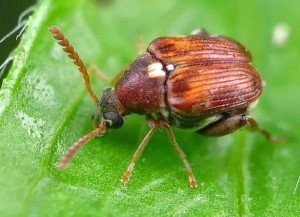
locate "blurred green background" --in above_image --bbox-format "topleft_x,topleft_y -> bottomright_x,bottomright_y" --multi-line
0,0 -> 300,216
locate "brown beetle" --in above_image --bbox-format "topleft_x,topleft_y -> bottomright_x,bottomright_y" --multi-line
49,27 -> 278,188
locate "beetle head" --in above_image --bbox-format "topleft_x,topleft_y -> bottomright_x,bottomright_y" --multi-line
94,88 -> 128,130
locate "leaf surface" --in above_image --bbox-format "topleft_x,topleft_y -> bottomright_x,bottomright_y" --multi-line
0,0 -> 300,216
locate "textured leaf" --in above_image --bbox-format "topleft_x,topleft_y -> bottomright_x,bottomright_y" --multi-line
0,0 -> 300,216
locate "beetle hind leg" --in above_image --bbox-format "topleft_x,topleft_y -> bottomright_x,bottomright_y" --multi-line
198,114 -> 280,142
199,115 -> 248,137
246,116 -> 281,142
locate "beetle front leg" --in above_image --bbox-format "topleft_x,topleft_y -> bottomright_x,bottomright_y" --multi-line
121,115 -> 158,185
137,35 -> 145,55
90,64 -> 128,85
91,36 -> 144,85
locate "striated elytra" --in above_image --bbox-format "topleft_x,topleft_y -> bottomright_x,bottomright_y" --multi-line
49,27 -> 277,188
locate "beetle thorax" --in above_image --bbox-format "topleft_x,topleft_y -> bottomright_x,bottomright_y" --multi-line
115,53 -> 167,114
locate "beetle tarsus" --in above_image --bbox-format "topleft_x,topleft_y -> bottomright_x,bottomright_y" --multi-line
246,116 -> 282,142
189,176 -> 198,188
121,162 -> 135,184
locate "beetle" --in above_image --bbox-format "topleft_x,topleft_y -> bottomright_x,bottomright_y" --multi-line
49,27 -> 278,188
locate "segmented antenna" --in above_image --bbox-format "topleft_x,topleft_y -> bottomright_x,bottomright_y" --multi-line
49,26 -> 99,103
58,124 -> 107,169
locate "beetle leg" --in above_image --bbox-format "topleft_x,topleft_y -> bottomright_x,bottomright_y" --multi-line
90,65 -> 111,83
90,65 -> 124,85
137,35 -> 144,55
191,28 -> 209,38
121,116 -> 158,185
91,34 -> 144,85
160,118 -> 198,188
245,116 -> 281,142
198,115 -> 248,137
91,35 -> 144,85
199,115 -> 281,142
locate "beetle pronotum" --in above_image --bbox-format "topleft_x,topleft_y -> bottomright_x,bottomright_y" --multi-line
49,27 -> 278,188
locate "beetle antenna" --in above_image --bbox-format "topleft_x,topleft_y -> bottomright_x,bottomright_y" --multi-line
49,26 -> 99,103
58,124 -> 107,169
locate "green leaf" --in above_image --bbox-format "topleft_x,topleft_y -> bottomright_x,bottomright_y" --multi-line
1,0 -> 300,216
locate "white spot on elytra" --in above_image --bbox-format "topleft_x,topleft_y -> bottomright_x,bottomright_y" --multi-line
147,62 -> 166,78
272,23 -> 289,46
17,111 -> 45,138
166,64 -> 174,71
168,97 -> 184,106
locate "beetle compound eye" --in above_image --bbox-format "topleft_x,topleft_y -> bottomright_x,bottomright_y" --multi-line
103,112 -> 124,129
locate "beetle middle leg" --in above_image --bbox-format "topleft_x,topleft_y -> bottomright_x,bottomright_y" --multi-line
161,118 -> 198,188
